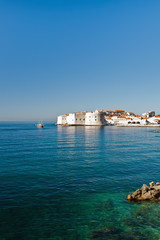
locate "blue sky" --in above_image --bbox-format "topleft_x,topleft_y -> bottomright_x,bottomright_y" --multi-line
1,0 -> 160,121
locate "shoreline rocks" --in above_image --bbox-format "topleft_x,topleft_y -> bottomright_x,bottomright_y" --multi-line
127,182 -> 160,201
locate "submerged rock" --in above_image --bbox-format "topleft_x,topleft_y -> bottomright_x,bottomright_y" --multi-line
126,182 -> 160,201
96,199 -> 115,211
89,227 -> 122,239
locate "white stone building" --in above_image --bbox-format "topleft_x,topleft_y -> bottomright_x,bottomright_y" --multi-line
142,111 -> 155,118
57,115 -> 67,125
106,115 -> 160,126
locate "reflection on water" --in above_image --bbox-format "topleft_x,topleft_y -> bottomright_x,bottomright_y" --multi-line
0,123 -> 160,239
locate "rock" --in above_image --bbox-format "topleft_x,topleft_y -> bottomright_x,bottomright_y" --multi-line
132,189 -> 141,198
127,194 -> 133,200
153,185 -> 160,191
126,182 -> 160,201
141,184 -> 149,193
150,182 -> 155,188
142,191 -> 152,200
89,227 -> 122,239
152,190 -> 160,199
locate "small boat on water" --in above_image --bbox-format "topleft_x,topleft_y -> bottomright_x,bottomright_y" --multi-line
36,123 -> 44,128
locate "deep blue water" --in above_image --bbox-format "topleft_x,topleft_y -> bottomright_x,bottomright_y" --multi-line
0,122 -> 160,239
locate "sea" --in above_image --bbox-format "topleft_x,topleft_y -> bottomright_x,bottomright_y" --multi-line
0,122 -> 160,240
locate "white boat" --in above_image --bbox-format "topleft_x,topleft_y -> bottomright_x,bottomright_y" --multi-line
36,123 -> 44,128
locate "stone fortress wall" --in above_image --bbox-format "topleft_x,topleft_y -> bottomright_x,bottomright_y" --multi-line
57,110 -> 107,126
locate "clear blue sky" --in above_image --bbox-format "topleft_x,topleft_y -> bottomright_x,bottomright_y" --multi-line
1,0 -> 160,121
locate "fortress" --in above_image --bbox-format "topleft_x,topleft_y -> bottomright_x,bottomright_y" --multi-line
57,110 -> 108,126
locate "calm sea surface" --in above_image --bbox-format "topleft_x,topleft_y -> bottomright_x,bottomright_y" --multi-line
0,122 -> 160,239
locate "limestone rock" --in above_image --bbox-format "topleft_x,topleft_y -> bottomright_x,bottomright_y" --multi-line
150,181 -> 155,188
126,182 -> 160,201
141,184 -> 149,193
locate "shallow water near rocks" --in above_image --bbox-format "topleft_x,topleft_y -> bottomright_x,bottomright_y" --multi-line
0,123 -> 160,239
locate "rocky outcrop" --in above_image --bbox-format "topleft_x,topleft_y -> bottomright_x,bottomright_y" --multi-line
127,182 -> 160,201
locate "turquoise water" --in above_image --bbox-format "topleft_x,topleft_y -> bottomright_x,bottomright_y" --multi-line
0,123 -> 160,239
